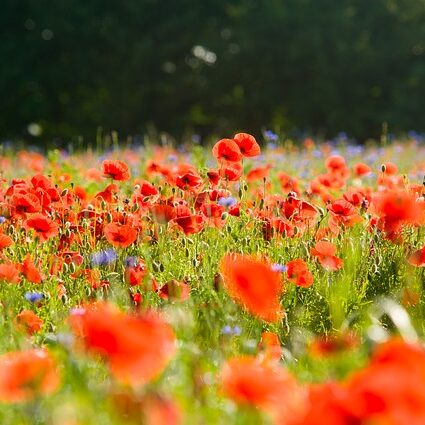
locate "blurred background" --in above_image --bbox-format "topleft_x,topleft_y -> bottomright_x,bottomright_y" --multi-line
2,0 -> 425,144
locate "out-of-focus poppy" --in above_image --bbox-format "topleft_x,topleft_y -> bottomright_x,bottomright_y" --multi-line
310,241 -> 343,271
372,190 -> 421,237
101,160 -> 130,181
158,279 -> 190,302
220,355 -> 304,424
21,254 -> 43,283
353,162 -> 371,177
0,349 -> 60,403
309,332 -> 359,357
0,263 -> 21,284
69,303 -> 176,386
219,253 -> 284,322
286,259 -> 314,288
104,223 -> 138,248
15,310 -> 43,335
408,246 -> 425,266
0,233 -> 13,250
246,165 -> 271,182
259,331 -> 283,363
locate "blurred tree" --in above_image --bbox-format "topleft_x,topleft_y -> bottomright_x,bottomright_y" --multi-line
0,0 -> 424,143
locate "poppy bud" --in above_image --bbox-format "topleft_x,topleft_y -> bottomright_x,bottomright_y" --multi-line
106,212 -> 113,223
381,164 -> 386,173
61,188 -> 68,197
69,261 -> 76,274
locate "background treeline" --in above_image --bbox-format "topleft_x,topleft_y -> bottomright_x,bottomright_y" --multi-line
1,0 -> 425,143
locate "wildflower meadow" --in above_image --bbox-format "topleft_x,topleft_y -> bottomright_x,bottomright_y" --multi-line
1,133 -> 425,424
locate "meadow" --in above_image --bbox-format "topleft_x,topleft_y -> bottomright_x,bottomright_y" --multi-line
0,133 -> 425,424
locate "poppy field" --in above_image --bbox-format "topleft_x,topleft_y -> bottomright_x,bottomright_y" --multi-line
1,134 -> 425,424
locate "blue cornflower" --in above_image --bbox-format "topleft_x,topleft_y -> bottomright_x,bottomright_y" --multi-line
125,256 -> 138,268
91,248 -> 117,266
25,292 -> 44,303
271,263 -> 287,273
218,196 -> 237,208
0,217 -> 6,224
264,130 -> 278,142
221,325 -> 242,336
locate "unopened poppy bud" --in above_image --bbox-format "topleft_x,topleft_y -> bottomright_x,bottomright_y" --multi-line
69,261 -> 76,274
381,164 -> 386,173
8,225 -> 15,236
87,204 -> 94,211
221,212 -> 228,220
134,184 -> 141,191
293,226 -> 299,235
62,263 -> 69,274
61,188 -> 68,197
106,212 -> 113,223
64,228 -> 71,238
259,199 -> 264,210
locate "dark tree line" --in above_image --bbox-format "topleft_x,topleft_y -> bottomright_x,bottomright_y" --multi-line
1,0 -> 424,143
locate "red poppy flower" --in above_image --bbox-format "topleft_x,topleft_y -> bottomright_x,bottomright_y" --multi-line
125,261 -> 148,286
172,214 -> 204,235
21,255 -> 43,283
286,259 -> 314,288
220,356 -> 297,409
219,253 -> 284,322
10,192 -> 42,215
328,199 -> 362,230
69,303 -> 176,386
0,349 -> 60,403
353,162 -> 371,177
381,161 -> 398,175
309,332 -> 359,357
175,170 -> 203,191
101,160 -> 130,181
259,331 -> 282,363
408,246 -> 425,266
212,139 -> 242,162
150,204 -> 176,224
104,223 -> 138,248
373,190 -> 421,232
246,165 -> 271,182
233,133 -> 261,157
0,233 -> 13,250
158,279 -> 190,301
24,213 -> 59,241
0,263 -> 21,284
207,170 -> 220,186
15,310 -> 43,335
311,241 -> 343,271
219,161 -> 243,181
